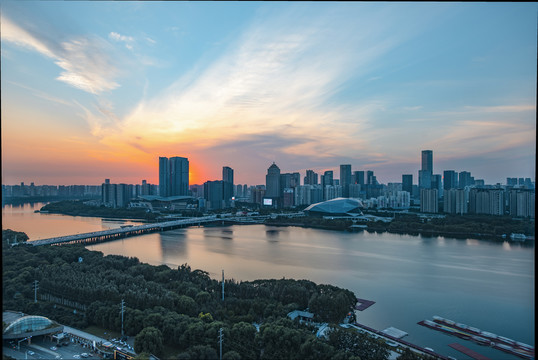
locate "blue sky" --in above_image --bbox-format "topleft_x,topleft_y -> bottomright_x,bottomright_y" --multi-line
1,2 -> 536,185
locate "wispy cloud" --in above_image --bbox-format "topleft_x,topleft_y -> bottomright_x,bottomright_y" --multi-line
1,14 -> 120,94
7,81 -> 74,107
86,6 -> 410,165
463,105 -> 535,113
109,31 -> 134,50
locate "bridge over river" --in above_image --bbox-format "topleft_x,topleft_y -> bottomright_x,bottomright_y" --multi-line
29,216 -> 224,246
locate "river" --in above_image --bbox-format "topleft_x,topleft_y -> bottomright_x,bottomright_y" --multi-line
2,203 -> 534,359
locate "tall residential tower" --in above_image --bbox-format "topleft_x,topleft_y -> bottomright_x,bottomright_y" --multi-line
159,156 -> 189,197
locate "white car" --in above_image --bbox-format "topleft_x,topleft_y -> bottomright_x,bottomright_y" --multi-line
73,355 -> 80,359
50,346 -> 57,351
28,351 -> 35,356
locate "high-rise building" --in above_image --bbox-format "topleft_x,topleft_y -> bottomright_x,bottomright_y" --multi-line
349,184 -> 361,198
304,170 -> 318,185
459,171 -> 474,188
159,157 -> 169,197
353,171 -> 365,185
169,157 -> 189,196
402,174 -> 413,194
324,185 -> 342,201
265,163 -> 281,199
340,164 -> 352,198
507,177 -> 518,187
204,180 -> 224,210
444,189 -> 466,214
443,170 -> 458,190
418,170 -> 432,189
222,166 -> 234,184
366,171 -> 374,185
510,189 -> 535,218
420,188 -> 438,213
322,171 -> 333,201
469,188 -> 504,215
291,172 -> 301,188
235,184 -> 243,198
222,166 -> 234,205
419,150 -> 433,189
322,170 -> 333,187
282,188 -> 294,208
159,156 -> 189,197
102,179 -> 116,207
422,150 -> 433,172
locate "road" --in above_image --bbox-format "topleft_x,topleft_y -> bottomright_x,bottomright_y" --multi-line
4,337 -> 100,360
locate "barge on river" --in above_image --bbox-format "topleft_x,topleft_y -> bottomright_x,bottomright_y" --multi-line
418,316 -> 534,360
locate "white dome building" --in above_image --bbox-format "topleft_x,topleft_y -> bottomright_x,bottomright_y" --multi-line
304,197 -> 364,216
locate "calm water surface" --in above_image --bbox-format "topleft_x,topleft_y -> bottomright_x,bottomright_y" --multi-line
3,203 -> 534,359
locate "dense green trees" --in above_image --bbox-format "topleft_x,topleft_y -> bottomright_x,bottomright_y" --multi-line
40,200 -> 154,220
367,213 -> 534,240
2,243 -> 392,359
328,328 -> 390,360
134,326 -> 164,356
2,229 -> 28,248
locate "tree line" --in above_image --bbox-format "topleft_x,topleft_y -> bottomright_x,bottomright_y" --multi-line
366,213 -> 535,240
40,200 -> 157,221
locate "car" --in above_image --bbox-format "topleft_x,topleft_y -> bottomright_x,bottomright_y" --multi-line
81,354 -> 89,358
73,355 -> 80,359
28,351 -> 35,356
50,346 -> 58,351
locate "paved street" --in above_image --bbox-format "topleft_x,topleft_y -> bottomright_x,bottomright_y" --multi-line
4,336 -> 101,360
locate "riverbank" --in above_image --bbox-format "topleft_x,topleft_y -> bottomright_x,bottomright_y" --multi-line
36,200 -> 534,244
265,214 -> 535,244
39,200 -> 156,221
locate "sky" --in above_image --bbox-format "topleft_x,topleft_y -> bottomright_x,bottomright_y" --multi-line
1,2 -> 536,186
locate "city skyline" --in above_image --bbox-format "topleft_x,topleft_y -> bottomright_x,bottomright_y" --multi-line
1,2 -> 536,186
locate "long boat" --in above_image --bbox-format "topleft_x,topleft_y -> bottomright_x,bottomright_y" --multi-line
420,316 -> 535,360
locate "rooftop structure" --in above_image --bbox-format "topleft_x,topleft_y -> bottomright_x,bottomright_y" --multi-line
3,311 -> 63,340
304,197 -> 363,216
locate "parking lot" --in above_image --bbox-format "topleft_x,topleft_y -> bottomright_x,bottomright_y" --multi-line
4,336 -> 101,360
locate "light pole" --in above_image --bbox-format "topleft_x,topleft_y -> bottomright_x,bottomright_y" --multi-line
120,299 -> 125,338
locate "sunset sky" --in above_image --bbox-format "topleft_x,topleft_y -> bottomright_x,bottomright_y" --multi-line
1,2 -> 536,186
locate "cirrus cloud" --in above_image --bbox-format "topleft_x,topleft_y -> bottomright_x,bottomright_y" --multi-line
1,14 -> 120,94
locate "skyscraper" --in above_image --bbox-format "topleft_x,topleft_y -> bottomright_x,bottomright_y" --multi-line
169,157 -> 189,196
459,171 -> 474,188
291,172 -> 301,188
366,170 -> 374,185
353,171 -> 365,185
159,156 -> 189,197
204,180 -> 224,210
222,166 -> 234,205
419,150 -> 433,189
340,164 -> 352,197
304,170 -> 318,185
422,150 -> 433,172
159,157 -> 170,197
443,170 -> 458,190
420,188 -> 438,213
323,170 -> 334,187
402,174 -> 413,194
265,163 -> 281,198
222,166 -> 234,184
